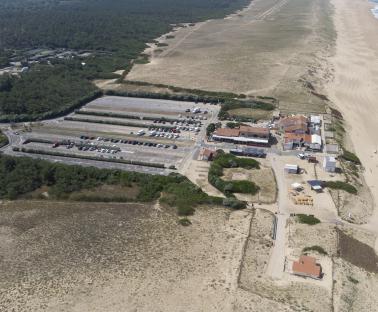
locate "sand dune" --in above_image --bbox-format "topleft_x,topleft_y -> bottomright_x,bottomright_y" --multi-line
327,0 -> 378,246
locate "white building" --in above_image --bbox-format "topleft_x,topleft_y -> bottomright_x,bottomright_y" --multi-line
284,164 -> 299,174
310,115 -> 321,125
310,134 -> 322,151
323,156 -> 336,172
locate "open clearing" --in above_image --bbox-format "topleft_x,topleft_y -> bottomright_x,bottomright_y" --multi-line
227,108 -> 273,120
128,0 -> 334,113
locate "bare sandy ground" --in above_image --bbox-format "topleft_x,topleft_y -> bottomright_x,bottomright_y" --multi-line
326,0 -> 378,247
127,0 -> 334,113
0,201 -> 256,312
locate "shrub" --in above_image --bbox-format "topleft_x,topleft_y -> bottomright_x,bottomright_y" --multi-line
226,122 -> 240,129
228,180 -> 259,194
222,197 -> 246,209
324,181 -> 357,194
341,149 -> 361,165
347,276 -> 359,284
0,130 -> 9,148
206,123 -> 216,136
178,217 -> 192,226
303,245 -> 328,255
296,214 -> 321,225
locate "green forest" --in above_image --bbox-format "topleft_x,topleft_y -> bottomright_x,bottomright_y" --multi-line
0,0 -> 249,120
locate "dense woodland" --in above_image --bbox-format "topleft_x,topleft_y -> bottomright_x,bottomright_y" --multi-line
0,0 -> 248,119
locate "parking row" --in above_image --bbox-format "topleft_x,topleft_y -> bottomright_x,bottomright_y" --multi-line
77,136 -> 178,149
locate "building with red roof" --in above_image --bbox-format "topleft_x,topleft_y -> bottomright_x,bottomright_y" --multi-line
292,255 -> 322,279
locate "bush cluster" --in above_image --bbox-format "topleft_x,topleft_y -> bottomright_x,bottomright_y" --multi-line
208,153 -> 260,198
324,180 -> 358,194
0,154 -> 224,215
296,214 -> 321,225
302,245 -> 328,255
341,149 -> 361,165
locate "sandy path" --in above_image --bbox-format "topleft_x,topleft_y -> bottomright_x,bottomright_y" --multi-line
266,156 -> 289,279
327,0 -> 378,247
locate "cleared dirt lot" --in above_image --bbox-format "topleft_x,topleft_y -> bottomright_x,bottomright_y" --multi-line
128,0 -> 334,113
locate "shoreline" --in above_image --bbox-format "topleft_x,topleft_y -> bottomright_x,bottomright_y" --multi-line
327,0 -> 378,244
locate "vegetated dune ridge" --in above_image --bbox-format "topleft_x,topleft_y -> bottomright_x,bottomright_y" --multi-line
128,0 -> 335,113
326,0 -> 378,249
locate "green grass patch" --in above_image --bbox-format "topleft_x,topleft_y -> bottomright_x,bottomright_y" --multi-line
324,181 -> 357,194
296,214 -> 321,225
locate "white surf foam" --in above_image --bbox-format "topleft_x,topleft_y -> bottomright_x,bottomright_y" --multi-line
371,0 -> 378,19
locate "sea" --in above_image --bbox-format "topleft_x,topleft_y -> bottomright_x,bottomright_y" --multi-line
371,0 -> 378,19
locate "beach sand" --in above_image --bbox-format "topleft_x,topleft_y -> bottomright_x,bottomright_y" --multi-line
127,0 -> 334,114
327,0 -> 378,246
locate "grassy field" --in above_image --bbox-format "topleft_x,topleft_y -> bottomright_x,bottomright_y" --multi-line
227,108 -> 273,120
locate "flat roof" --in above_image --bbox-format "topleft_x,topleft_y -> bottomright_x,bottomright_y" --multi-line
212,134 -> 269,144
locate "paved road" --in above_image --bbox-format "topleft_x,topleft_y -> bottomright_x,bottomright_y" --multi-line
266,155 -> 289,280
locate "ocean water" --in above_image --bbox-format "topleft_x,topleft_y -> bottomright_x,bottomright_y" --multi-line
371,0 -> 378,19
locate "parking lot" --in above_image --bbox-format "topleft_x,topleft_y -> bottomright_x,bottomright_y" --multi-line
6,96 -> 220,173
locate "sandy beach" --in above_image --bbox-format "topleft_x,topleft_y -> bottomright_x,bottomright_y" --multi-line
327,0 -> 378,243
128,0 -> 333,114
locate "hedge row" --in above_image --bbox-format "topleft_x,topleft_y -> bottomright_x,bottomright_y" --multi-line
122,80 -> 246,101
12,147 -> 166,169
76,110 -> 200,125
23,138 -> 121,151
64,116 -> 175,130
76,110 -> 141,120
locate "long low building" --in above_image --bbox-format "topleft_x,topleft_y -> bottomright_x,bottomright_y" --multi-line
212,125 -> 270,146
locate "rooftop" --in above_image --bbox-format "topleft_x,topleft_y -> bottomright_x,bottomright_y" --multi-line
280,115 -> 308,132
239,125 -> 270,135
213,128 -> 240,137
284,133 -> 312,143
292,255 -> 322,278
214,125 -> 269,138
